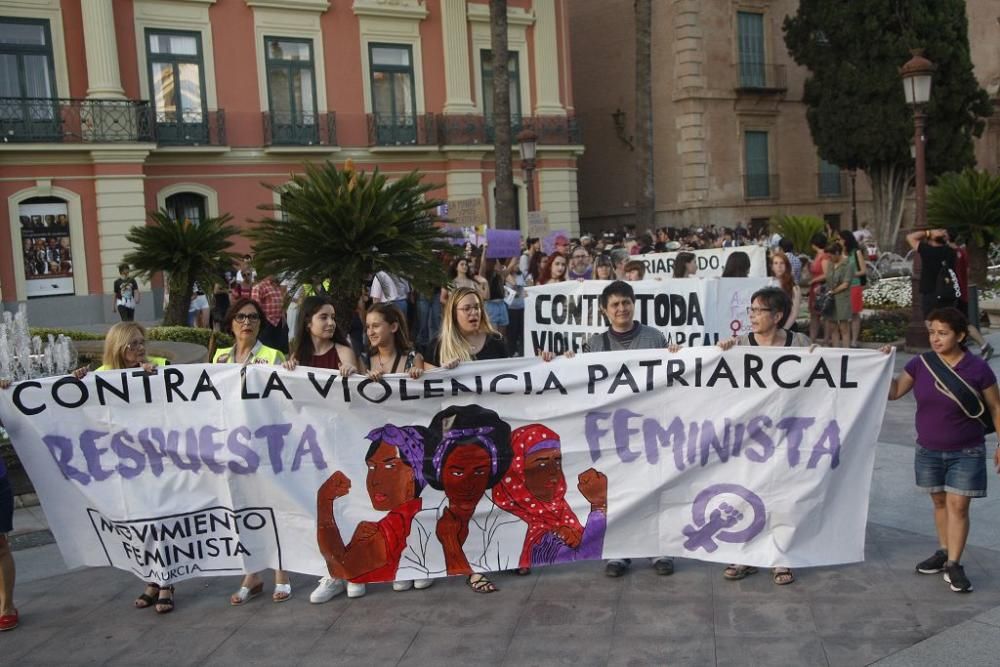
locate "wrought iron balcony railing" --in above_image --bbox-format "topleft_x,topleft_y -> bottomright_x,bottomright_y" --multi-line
438,113 -> 581,146
0,97 -> 154,143
367,113 -> 437,146
154,109 -> 226,146
744,173 -> 780,200
263,111 -> 337,147
735,63 -> 787,92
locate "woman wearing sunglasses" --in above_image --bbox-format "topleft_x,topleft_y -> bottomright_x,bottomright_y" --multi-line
212,298 -> 290,604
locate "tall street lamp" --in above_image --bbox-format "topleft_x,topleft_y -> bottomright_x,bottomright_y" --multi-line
900,49 -> 934,351
518,128 -> 538,212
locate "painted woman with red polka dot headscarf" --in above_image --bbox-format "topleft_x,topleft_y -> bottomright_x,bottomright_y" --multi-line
493,424 -> 608,570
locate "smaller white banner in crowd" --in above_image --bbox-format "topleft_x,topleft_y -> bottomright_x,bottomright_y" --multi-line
524,277 -> 770,356
636,245 -> 768,278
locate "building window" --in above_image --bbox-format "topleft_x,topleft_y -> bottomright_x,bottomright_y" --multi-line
146,29 -> 207,145
265,37 -> 318,145
744,130 -> 771,198
369,43 -> 417,145
0,18 -> 58,140
823,213 -> 842,231
737,12 -> 766,88
818,158 -> 843,196
165,192 -> 207,226
481,49 -> 521,140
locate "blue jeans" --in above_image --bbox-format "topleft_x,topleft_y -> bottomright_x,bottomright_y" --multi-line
914,445 -> 987,497
414,292 -> 441,352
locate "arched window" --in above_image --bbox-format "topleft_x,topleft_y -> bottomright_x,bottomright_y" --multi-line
165,192 -> 207,225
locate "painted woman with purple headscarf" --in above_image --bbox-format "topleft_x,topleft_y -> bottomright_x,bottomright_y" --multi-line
315,424 -> 432,599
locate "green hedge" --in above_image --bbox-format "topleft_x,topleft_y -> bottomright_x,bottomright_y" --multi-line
29,326 -> 231,348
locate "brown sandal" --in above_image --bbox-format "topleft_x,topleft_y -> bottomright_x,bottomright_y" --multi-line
135,583 -> 160,609
772,567 -> 795,585
723,565 -> 757,581
155,585 -> 175,614
467,574 -> 498,594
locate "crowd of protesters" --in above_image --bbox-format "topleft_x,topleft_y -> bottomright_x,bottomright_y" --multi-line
2,220 -> 998,632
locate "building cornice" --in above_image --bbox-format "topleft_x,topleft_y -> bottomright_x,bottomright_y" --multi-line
246,0 -> 327,11
352,0 -> 427,20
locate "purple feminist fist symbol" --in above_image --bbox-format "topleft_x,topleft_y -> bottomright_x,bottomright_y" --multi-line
681,484 -> 766,553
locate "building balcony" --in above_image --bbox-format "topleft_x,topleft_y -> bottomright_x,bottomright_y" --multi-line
263,111 -> 337,147
437,113 -> 581,147
367,113 -> 437,147
744,173 -> 780,200
735,64 -> 787,93
153,109 -> 226,147
0,97 -> 154,143
817,171 -> 847,198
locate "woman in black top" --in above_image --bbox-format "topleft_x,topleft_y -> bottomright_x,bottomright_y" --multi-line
427,287 -> 508,367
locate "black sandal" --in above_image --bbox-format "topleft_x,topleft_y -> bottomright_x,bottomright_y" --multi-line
155,585 -> 175,614
467,574 -> 498,594
134,583 -> 160,609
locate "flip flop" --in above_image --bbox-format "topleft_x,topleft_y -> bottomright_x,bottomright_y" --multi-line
230,582 -> 264,606
272,583 -> 292,603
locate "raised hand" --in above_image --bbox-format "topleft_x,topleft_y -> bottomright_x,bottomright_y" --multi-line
318,471 -> 351,502
577,468 -> 608,510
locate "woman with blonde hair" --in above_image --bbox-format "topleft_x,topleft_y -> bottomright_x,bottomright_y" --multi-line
427,287 -> 508,367
71,322 -> 172,613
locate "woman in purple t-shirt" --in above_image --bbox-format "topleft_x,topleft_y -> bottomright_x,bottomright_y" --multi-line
883,307 -> 1000,594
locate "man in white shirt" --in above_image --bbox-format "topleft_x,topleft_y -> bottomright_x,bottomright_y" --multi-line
371,271 -> 411,317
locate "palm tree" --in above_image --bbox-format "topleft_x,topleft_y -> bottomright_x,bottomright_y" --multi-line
634,0 -> 654,230
124,211 -> 240,326
928,168 -> 1000,286
247,160 -> 453,332
490,0 -> 516,230
769,215 -> 826,255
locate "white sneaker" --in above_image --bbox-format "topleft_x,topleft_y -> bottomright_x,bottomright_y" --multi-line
346,582 -> 367,598
309,577 -> 345,604
392,580 -> 414,592
413,578 -> 434,590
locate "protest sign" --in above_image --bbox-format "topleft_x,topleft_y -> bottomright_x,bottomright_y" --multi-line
0,351 -> 891,584
526,211 -> 547,240
441,198 -> 487,229
486,229 -> 522,259
543,229 -> 570,255
636,245 -> 768,278
523,278 -> 769,356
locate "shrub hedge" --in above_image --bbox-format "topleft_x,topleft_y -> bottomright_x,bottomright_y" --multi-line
29,326 -> 231,348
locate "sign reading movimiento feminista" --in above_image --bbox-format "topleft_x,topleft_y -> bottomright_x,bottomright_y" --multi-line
0,353 -> 892,584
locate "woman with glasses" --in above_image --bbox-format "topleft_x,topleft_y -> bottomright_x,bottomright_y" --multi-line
718,287 -> 811,585
70,323 -> 171,614
426,287 -> 508,368
212,299 -> 290,604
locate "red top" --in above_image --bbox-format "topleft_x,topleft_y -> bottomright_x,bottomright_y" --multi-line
955,246 -> 970,302
251,279 -> 283,326
304,346 -> 341,370
351,498 -> 422,584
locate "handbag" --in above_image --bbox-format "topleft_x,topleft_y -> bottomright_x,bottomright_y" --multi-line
919,352 -> 995,434
813,286 -> 835,317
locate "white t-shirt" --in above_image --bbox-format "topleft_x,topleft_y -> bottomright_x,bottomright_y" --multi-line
370,272 -> 410,302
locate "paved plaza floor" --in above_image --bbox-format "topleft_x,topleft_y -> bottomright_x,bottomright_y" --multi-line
5,344 -> 1000,666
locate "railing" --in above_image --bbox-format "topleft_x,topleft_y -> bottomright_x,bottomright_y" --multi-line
0,97 -> 154,143
367,113 -> 437,146
263,111 -> 337,146
817,171 -> 846,197
744,173 -> 780,199
438,113 -> 581,146
154,109 -> 226,146
735,63 -> 787,92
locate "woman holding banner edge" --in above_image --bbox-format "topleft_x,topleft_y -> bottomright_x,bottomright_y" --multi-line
0,385 -> 17,629
882,307 -> 1000,594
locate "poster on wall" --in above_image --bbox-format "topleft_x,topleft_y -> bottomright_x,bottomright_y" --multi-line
18,201 -> 74,298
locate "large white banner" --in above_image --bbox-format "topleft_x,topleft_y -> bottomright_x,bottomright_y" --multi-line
0,351 -> 892,584
524,278 -> 770,356
636,245 -> 768,278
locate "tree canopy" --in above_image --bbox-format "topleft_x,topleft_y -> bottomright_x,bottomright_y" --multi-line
784,0 -> 990,176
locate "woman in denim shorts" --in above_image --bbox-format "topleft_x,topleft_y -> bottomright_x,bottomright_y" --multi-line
883,307 -> 1000,593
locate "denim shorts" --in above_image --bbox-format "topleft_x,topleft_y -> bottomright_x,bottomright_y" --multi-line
485,299 -> 509,326
914,445 -> 987,497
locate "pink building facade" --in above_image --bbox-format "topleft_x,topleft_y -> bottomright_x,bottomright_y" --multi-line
0,0 -> 581,325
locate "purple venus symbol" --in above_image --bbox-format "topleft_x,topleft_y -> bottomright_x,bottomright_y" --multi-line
681,484 -> 766,553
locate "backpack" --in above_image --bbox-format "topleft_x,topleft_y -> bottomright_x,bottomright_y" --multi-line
932,260 -> 961,307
